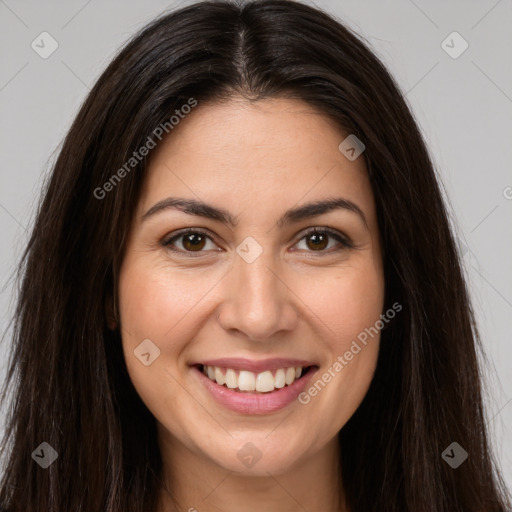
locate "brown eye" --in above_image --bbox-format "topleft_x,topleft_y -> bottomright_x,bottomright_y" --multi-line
305,232 -> 329,251
182,232 -> 207,251
163,229 -> 218,255
295,228 -> 352,255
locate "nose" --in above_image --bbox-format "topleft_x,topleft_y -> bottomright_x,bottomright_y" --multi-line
216,250 -> 299,341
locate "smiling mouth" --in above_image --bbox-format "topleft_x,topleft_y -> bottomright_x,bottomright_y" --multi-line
196,364 -> 317,393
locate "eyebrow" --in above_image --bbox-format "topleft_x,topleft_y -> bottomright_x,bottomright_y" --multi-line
141,196 -> 368,229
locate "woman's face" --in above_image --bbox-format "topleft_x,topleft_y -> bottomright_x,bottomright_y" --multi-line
118,97 -> 384,476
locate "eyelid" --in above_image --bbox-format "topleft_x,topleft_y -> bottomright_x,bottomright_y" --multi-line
161,226 -> 353,256
162,227 -> 220,256
294,226 -> 353,249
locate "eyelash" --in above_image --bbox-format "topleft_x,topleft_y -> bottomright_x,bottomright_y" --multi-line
161,227 -> 353,257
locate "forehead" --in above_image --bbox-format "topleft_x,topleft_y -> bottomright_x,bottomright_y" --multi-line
138,97 -> 374,221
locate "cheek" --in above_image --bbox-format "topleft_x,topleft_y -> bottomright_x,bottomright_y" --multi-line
117,262 -> 198,422
117,259 -> 227,412
297,263 -> 383,401
300,263 -> 384,347
116,262 -> 190,391
118,261 -> 215,345
285,263 -> 384,444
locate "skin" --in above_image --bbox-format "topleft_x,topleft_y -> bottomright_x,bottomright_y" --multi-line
116,97 -> 385,512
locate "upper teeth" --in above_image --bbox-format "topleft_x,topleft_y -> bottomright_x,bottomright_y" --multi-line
202,365 -> 303,393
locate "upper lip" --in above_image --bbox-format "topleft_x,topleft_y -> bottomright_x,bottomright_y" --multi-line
191,357 -> 317,374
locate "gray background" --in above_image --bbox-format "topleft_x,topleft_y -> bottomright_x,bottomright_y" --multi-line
0,0 -> 511,490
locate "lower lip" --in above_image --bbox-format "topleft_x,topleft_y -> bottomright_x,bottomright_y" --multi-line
193,366 -> 317,415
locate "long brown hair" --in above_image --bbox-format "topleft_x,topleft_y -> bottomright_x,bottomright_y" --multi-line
1,1 -> 510,510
